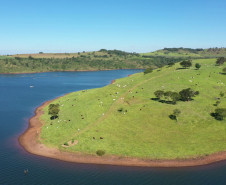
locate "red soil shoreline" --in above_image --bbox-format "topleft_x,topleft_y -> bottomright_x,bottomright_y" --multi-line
18,96 -> 226,167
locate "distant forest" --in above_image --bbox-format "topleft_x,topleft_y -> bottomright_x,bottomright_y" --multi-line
0,48 -> 225,73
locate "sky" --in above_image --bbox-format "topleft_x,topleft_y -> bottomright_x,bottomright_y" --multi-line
0,0 -> 226,54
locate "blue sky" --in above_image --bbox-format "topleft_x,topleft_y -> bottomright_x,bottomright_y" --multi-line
0,0 -> 226,54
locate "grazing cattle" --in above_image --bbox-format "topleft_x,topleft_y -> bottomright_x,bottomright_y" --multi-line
100,137 -> 104,139
93,137 -> 95,140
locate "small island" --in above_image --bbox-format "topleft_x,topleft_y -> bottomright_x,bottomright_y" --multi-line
19,57 -> 226,167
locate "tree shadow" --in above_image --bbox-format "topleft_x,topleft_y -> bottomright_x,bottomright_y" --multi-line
50,116 -> 58,120
151,98 -> 176,105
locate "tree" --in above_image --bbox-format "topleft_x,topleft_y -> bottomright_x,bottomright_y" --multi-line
144,67 -> 153,74
195,63 -> 201,70
211,108 -> 226,120
170,92 -> 181,103
180,60 -> 192,68
154,90 -> 164,99
179,88 -> 199,101
216,57 -> 225,65
164,91 -> 173,101
169,109 -> 181,121
48,104 -> 60,119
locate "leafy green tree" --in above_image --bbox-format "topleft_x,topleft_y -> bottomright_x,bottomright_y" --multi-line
216,57 -> 225,65
164,91 -> 173,100
144,67 -> 153,74
195,63 -> 201,70
170,92 -> 181,103
180,60 -> 192,68
179,88 -> 199,101
211,108 -> 226,120
48,104 -> 60,119
154,90 -> 164,99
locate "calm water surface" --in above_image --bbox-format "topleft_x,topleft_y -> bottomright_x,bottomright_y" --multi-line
0,70 -> 226,185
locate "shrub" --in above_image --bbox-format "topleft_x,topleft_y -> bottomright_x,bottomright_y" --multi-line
144,67 -> 153,74
117,108 -> 124,112
195,63 -> 201,70
169,114 -> 177,120
64,142 -> 69,146
96,150 -> 105,156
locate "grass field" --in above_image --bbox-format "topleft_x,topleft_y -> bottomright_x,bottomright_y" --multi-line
142,48 -> 226,58
40,58 -> 226,159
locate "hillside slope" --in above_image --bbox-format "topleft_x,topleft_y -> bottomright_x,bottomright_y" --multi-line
40,58 -> 226,159
143,47 -> 226,58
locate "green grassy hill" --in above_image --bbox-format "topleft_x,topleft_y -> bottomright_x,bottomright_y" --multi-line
40,58 -> 226,159
143,47 -> 226,58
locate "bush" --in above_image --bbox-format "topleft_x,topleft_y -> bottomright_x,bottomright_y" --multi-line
169,114 -> 177,120
117,108 -> 124,112
96,150 -> 105,156
144,67 -> 153,74
64,142 -> 69,146
195,63 -> 201,70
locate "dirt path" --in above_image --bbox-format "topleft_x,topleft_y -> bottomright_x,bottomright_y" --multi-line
72,74 -> 165,138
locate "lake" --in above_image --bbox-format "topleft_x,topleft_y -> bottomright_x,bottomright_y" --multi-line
0,69 -> 226,185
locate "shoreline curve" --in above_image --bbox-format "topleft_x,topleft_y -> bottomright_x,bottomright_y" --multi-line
19,96 -> 226,168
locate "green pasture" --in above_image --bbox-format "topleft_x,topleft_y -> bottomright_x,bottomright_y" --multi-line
41,58 -> 226,159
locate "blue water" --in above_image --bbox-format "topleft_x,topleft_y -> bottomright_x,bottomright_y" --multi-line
1,69 -> 226,185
